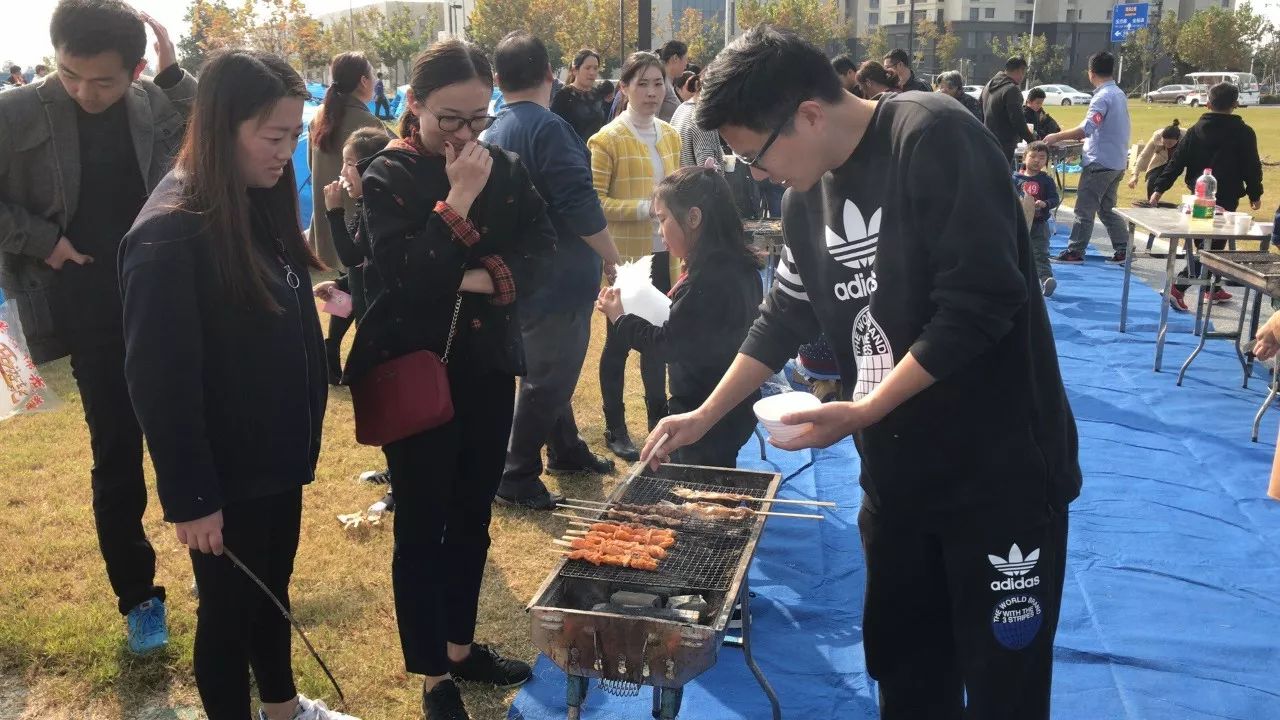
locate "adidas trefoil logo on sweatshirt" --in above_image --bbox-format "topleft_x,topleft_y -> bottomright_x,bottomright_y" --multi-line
827,200 -> 880,302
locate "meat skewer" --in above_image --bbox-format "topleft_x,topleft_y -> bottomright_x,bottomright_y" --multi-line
553,536 -> 668,559
669,486 -> 837,508
556,548 -> 660,571
564,525 -> 676,547
561,500 -> 823,522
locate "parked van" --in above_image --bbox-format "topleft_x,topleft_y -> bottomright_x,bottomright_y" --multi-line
1183,72 -> 1261,107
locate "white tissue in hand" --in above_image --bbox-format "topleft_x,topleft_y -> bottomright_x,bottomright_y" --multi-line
615,255 -> 672,326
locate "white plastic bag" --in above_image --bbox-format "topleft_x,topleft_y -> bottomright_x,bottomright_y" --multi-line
0,292 -> 61,421
614,255 -> 671,326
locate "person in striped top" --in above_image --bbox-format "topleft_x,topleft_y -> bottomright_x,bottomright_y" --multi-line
587,51 -> 681,459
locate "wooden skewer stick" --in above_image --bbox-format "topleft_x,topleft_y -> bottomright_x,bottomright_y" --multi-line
563,498 -> 608,506
562,500 -> 821,520
558,503 -> 610,514
755,510 -> 824,520
552,512 -> 597,523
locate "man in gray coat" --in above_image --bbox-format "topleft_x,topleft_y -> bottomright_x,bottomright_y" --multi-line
0,0 -> 194,654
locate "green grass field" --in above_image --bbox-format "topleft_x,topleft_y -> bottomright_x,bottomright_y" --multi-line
0,100 -> 1277,719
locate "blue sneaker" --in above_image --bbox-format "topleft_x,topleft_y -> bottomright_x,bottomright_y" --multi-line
126,598 -> 169,655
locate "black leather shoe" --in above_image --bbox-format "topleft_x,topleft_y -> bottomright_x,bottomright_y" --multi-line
450,643 -> 533,689
604,429 -> 640,461
423,679 -> 469,720
547,452 -> 615,476
494,490 -> 564,511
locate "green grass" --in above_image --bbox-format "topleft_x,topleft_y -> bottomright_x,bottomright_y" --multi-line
0,98 -> 1277,719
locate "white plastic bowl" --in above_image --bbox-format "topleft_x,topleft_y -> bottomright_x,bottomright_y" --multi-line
754,392 -> 821,441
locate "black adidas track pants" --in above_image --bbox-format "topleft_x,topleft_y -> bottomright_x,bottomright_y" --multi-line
858,503 -> 1069,720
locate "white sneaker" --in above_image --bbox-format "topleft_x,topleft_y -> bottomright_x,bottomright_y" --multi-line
259,695 -> 361,720
1041,277 -> 1057,297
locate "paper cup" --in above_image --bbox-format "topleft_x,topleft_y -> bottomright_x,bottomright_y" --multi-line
1232,213 -> 1253,234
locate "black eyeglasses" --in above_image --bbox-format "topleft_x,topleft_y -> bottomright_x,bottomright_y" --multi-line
425,108 -> 497,134
737,110 -> 794,170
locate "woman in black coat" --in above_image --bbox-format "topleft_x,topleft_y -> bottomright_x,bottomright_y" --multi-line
342,39 -> 554,720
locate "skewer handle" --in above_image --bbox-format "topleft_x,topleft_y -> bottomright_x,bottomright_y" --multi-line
552,513 -> 594,523
564,498 -> 608,506
755,510 -> 824,520
552,538 -> 575,547
745,497 -> 838,508
558,503 -> 608,513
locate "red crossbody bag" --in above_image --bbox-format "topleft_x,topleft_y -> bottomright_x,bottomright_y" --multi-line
351,294 -> 463,446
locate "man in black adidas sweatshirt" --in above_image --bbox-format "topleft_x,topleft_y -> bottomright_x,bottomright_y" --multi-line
643,26 -> 1081,719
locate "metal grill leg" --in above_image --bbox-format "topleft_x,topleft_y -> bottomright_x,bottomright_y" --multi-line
566,674 -> 589,720
1253,367 -> 1279,443
756,427 -> 768,461
739,576 -> 782,720
651,686 -> 684,719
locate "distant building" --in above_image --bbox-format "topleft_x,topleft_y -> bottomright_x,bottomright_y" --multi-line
317,0 -> 456,83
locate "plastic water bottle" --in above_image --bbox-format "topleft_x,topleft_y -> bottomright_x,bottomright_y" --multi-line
1192,168 -> 1217,223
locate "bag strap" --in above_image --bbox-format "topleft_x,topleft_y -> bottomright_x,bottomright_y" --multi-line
441,294 -> 463,365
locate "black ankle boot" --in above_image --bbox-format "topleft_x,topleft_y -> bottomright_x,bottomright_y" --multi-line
604,428 -> 640,461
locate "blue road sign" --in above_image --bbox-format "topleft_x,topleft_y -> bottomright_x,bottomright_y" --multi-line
1111,3 -> 1150,42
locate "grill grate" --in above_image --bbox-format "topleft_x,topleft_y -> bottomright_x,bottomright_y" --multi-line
557,475 -> 769,591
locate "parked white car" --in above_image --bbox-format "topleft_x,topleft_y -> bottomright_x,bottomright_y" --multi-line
964,85 -> 982,100
1032,84 -> 1093,106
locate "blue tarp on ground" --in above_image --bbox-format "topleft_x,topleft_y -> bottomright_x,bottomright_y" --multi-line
509,225 -> 1280,719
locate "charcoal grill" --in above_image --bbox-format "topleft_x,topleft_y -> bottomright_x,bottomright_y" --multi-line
528,463 -> 783,720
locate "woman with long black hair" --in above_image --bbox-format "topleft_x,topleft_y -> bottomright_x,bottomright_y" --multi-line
308,51 -> 384,379
120,50 -> 353,720
344,39 -> 555,720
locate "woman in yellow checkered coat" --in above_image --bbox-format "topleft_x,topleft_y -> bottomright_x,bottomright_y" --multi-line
587,51 -> 681,460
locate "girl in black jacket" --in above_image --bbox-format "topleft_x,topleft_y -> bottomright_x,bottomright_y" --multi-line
596,166 -> 763,467
342,40 -> 555,720
120,51 -> 353,720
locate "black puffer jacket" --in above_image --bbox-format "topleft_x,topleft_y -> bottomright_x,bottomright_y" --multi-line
344,138 -> 556,384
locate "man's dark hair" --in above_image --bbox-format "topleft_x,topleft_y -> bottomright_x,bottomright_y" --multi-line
50,0 -> 146,70
376,71 -> 382,78
658,40 -> 688,63
8,65 -> 20,75
35,64 -> 48,73
1089,51 -> 1115,77
1208,81 -> 1239,111
832,53 -> 857,75
697,25 -> 844,133
494,30 -> 550,93
884,48 -> 911,68
1026,86 -> 1046,102
1006,56 -> 1028,72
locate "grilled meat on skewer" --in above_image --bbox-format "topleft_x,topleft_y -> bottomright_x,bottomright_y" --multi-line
564,548 -> 660,571
569,535 -> 668,559
670,486 -> 756,504
579,526 -> 676,548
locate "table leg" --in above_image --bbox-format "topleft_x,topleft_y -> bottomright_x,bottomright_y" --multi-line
1178,271 -> 1217,386
1233,287 -> 1252,385
1253,367 -> 1279,443
1120,221 -> 1136,332
1155,241 -> 1180,372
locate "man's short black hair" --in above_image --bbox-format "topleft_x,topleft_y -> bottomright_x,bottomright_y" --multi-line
1026,86 -> 1046,102
1006,56 -> 1028,72
50,0 -> 146,70
35,64 -> 48,73
1208,81 -> 1239,111
376,71 -> 382,78
8,65 -> 20,75
1089,51 -> 1115,77
697,24 -> 844,134
658,40 -> 688,63
884,48 -> 911,67
494,30 -> 550,93
832,53 -> 857,75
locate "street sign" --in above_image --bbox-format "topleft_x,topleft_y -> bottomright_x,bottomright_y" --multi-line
1111,3 -> 1149,42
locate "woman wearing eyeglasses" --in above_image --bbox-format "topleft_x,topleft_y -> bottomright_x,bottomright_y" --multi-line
344,40 -> 555,720
587,51 -> 681,460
